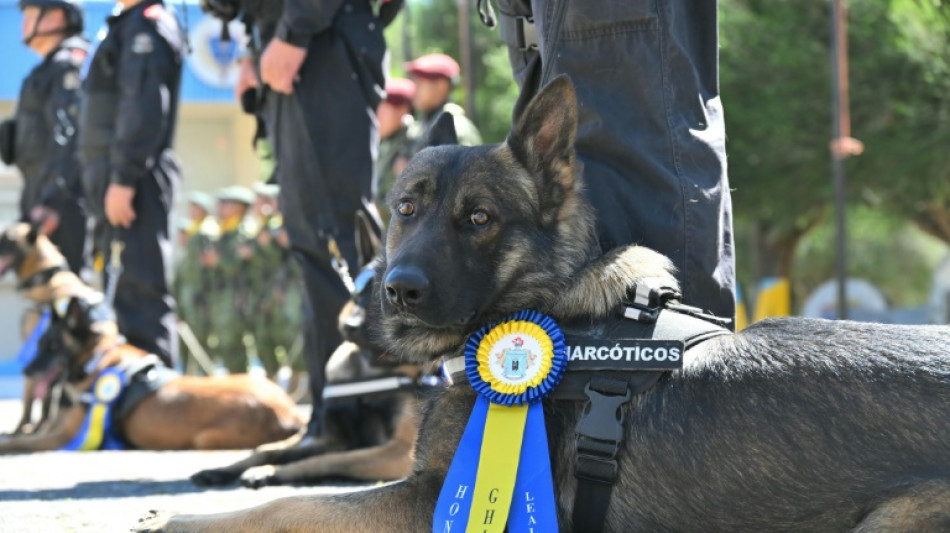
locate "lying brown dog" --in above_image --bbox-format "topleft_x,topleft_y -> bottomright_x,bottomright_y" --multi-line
0,222 -> 83,435
0,290 -> 305,452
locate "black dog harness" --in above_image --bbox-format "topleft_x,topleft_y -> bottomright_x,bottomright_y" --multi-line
443,282 -> 732,532
78,349 -> 178,448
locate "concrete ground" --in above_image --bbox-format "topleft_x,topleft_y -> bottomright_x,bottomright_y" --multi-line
0,400 -> 370,533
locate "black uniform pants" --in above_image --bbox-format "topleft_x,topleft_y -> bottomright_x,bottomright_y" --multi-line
264,29 -> 381,436
102,153 -> 179,368
47,197 -> 87,274
499,0 -> 736,322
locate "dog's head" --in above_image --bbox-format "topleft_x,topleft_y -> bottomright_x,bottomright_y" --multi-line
46,291 -> 118,380
378,76 -> 597,362
338,210 -> 389,358
0,222 -> 68,289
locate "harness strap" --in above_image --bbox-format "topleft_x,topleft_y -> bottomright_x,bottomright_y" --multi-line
572,376 -> 630,533
322,374 -> 442,403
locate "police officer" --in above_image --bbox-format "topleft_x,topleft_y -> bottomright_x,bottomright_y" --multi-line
78,0 -> 184,368
0,0 -> 87,273
374,78 -> 415,224
202,0 -> 400,436
405,53 -> 482,154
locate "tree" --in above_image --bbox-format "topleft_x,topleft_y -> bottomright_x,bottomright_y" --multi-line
721,0 -> 950,307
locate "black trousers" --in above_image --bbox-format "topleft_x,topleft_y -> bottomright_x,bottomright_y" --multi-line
498,0 -> 736,322
264,29 -> 382,436
46,197 -> 86,275
101,153 -> 179,368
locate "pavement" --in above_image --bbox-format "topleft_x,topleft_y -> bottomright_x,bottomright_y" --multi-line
0,400 -> 370,533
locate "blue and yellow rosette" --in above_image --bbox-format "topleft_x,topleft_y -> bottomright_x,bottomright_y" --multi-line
433,309 -> 565,533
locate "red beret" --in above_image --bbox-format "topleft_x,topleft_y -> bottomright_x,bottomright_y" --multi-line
405,53 -> 460,81
385,78 -> 416,106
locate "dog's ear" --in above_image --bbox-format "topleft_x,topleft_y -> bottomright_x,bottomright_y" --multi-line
354,209 -> 382,269
507,75 -> 578,190
61,296 -> 88,333
26,220 -> 41,245
424,112 -> 459,148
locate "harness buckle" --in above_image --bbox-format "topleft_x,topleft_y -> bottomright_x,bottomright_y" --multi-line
574,378 -> 631,484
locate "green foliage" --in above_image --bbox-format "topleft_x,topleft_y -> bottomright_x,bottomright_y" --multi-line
722,0 -> 950,309
792,205 -> 947,307
384,0 -> 519,143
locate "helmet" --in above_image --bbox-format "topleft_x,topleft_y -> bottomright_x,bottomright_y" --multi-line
18,0 -> 84,36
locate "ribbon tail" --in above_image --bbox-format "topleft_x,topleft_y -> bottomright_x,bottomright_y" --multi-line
433,395 -> 490,533
508,402 -> 559,533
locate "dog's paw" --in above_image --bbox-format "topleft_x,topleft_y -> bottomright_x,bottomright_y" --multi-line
240,465 -> 277,489
190,468 -> 239,487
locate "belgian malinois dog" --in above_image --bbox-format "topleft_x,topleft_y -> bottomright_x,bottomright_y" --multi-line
190,212 -> 429,488
136,77 -> 950,532
0,222 -> 82,435
0,288 -> 306,452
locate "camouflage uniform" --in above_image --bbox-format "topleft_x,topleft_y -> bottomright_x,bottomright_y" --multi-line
374,123 -> 410,224
207,186 -> 258,374
249,213 -> 305,376
173,193 -> 218,374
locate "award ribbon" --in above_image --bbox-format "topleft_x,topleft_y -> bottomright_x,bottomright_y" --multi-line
433,310 -> 566,533
61,367 -> 127,451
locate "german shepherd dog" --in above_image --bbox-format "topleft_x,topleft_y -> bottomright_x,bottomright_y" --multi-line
0,287 -> 306,452
0,222 -> 81,435
190,213 -> 429,488
136,77 -> 950,532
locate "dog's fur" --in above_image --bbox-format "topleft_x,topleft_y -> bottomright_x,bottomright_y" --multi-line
135,77 -> 950,532
0,223 -> 83,435
189,213 -> 426,488
0,290 -> 306,452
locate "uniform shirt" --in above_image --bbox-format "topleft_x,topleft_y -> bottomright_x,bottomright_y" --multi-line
3,37 -> 87,220
78,0 -> 183,190
374,124 -> 410,223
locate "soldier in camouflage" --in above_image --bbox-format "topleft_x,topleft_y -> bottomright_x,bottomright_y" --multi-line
206,186 -> 258,374
247,184 -> 305,379
173,191 -> 218,374
404,53 -> 482,154
373,78 -> 414,225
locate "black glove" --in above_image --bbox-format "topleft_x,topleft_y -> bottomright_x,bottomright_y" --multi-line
0,119 -> 15,165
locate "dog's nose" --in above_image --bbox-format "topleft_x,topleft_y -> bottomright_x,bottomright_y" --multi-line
384,266 -> 430,309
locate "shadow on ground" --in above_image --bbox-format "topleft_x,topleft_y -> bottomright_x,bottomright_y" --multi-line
0,478 -> 241,501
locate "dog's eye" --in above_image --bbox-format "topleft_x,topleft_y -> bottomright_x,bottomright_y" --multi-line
471,209 -> 490,226
397,201 -> 415,217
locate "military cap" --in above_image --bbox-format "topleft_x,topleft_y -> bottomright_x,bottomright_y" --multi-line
187,191 -> 215,214
405,54 -> 460,83
217,185 -> 256,205
253,182 -> 280,199
385,78 -> 416,107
